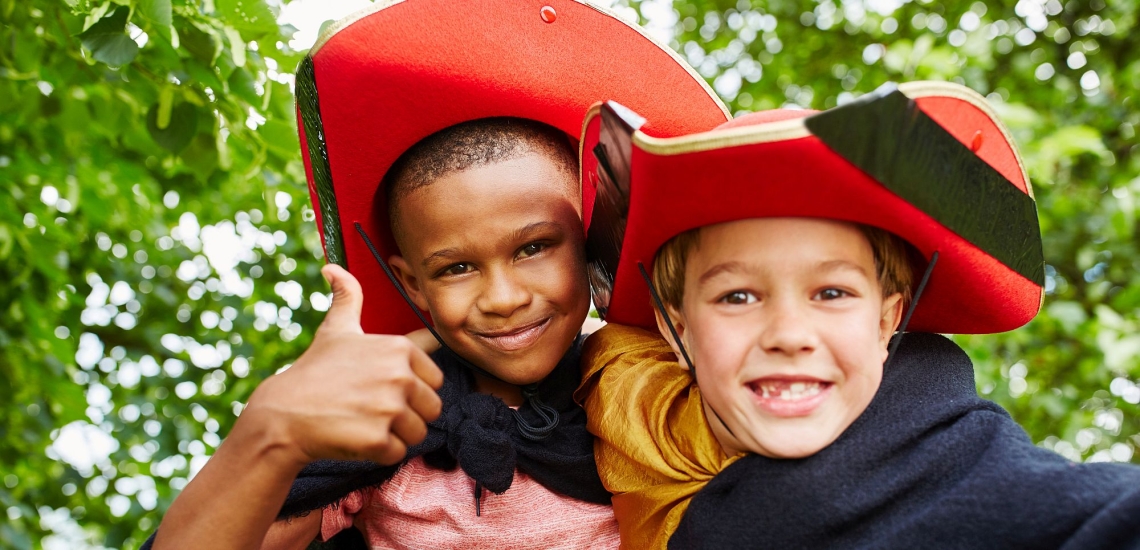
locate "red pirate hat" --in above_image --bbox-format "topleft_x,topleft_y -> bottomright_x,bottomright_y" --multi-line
583,81 -> 1044,335
295,0 -> 729,335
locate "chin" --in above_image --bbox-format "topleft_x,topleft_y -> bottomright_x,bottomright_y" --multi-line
461,317 -> 581,385
480,346 -> 566,385
753,429 -> 842,459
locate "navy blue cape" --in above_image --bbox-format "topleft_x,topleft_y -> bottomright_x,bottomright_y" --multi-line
670,333 -> 1140,549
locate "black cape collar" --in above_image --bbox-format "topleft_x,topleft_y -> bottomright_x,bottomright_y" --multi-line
671,333 -> 1140,549
277,336 -> 609,521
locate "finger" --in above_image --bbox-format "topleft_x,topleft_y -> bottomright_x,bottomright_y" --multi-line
407,376 -> 443,422
371,433 -> 408,466
404,327 -> 442,354
320,264 -> 364,334
407,345 -> 445,390
390,409 -> 430,447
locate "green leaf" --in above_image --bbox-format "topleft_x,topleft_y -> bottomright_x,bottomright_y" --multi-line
156,85 -> 174,130
78,7 -> 139,67
81,2 -> 112,32
178,20 -> 221,63
215,0 -> 278,41
146,102 -> 198,152
227,67 -> 258,106
1040,126 -> 1109,158
0,224 -> 11,260
223,25 -> 246,68
258,118 -> 298,161
92,34 -> 140,67
138,0 -> 172,28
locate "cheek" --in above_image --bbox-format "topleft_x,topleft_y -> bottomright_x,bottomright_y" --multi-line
424,284 -> 476,333
825,312 -> 886,396
687,311 -> 753,380
531,249 -> 589,309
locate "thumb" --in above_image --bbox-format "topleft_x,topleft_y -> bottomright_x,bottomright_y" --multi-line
320,264 -> 364,334
404,327 -> 442,354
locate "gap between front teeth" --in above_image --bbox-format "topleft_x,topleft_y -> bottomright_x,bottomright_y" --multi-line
758,382 -> 823,400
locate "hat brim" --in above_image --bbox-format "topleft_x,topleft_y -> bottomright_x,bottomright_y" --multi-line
586,81 -> 1044,335
297,0 -> 730,335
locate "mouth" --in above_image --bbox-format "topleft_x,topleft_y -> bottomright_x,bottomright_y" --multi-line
745,377 -> 833,417
473,317 -> 552,353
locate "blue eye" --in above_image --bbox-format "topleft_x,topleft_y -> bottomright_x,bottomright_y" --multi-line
719,291 -> 757,305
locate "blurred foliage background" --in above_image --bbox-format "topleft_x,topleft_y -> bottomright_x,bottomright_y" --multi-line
1,0 -> 1137,547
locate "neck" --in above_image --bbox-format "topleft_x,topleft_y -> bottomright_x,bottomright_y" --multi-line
474,371 -> 524,407
703,398 -> 746,457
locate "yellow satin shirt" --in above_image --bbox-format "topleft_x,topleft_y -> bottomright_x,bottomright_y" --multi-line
575,324 -> 742,549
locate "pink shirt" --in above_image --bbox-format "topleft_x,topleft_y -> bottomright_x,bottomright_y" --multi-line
321,456 -> 620,549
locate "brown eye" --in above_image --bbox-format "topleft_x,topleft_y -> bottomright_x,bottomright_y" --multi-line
442,263 -> 473,277
816,288 -> 848,300
517,242 -> 547,259
719,291 -> 756,305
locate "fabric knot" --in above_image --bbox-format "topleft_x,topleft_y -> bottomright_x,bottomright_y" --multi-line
443,393 -> 517,494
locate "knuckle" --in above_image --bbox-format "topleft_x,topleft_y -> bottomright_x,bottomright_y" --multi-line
409,424 -> 428,444
391,336 -> 413,353
385,369 -> 415,388
369,397 -> 401,417
364,431 -> 391,452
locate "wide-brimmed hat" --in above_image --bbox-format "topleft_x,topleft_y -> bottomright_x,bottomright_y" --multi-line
583,81 -> 1043,335
296,0 -> 730,335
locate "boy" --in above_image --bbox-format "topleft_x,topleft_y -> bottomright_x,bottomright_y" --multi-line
576,82 -> 1140,548
147,1 -> 728,548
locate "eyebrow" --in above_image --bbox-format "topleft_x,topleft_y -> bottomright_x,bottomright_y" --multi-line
814,259 -> 869,276
504,221 -> 564,246
422,247 -> 461,268
420,221 -> 565,268
698,261 -> 750,285
697,258 -> 869,285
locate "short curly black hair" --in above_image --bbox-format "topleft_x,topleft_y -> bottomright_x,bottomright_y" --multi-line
385,117 -> 577,249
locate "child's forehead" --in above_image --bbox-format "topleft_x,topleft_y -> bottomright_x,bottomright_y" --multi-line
393,154 -> 583,253
407,153 -> 579,206
691,217 -> 875,269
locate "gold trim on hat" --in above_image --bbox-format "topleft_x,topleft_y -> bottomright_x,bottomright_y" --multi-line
577,1 -> 729,119
578,102 -> 604,195
631,116 -> 811,155
897,81 -> 1033,200
629,80 -> 1034,203
310,0 -> 406,55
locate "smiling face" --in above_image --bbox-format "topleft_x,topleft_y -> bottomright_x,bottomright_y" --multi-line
660,218 -> 903,458
388,153 -> 590,390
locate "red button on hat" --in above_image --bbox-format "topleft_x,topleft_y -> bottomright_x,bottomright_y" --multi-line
295,0 -> 729,335
541,6 -> 556,23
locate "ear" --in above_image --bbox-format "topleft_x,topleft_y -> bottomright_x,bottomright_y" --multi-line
387,255 -> 431,312
653,303 -> 691,370
879,292 -> 905,355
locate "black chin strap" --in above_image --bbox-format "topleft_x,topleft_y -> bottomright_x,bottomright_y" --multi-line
637,262 -> 736,438
353,223 -> 559,441
884,251 -> 939,369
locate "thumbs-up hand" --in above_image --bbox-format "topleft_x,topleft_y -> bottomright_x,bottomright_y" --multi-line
239,264 -> 444,468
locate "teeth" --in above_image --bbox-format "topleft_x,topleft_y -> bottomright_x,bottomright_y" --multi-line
756,381 -> 823,400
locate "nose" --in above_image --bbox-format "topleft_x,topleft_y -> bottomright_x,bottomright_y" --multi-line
476,266 -> 532,317
757,296 -> 818,357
